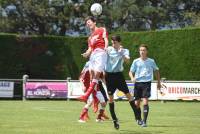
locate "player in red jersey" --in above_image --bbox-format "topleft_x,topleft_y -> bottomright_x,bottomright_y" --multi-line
78,61 -> 109,123
78,16 -> 108,104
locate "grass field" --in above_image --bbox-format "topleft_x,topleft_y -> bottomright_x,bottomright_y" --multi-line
0,100 -> 200,134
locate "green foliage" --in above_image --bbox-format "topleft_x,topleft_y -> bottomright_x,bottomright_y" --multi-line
0,34 -> 87,79
118,28 -> 200,80
0,28 -> 200,80
0,0 -> 200,34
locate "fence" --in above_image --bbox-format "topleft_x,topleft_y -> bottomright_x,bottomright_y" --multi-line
0,75 -> 200,101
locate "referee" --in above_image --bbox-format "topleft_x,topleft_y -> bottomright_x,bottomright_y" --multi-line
105,35 -> 138,129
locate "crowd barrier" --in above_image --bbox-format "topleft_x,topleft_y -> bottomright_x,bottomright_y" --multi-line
0,75 -> 200,101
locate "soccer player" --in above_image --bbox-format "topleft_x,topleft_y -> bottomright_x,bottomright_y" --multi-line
78,16 -> 108,103
105,35 -> 138,129
129,44 -> 161,127
78,61 -> 109,123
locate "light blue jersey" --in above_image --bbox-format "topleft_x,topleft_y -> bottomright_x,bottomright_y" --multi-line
130,58 -> 159,82
105,46 -> 130,72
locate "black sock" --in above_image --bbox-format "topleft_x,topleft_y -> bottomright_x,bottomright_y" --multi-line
138,107 -> 142,120
143,105 -> 149,123
129,100 -> 138,120
129,100 -> 141,121
109,102 -> 117,121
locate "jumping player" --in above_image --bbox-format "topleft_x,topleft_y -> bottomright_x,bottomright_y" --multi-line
105,35 -> 139,129
129,44 -> 161,127
78,16 -> 108,103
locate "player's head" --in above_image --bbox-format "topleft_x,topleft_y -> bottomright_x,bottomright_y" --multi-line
111,35 -> 121,46
139,44 -> 148,58
85,16 -> 97,30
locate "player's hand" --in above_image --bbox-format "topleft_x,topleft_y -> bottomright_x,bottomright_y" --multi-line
81,52 -> 89,58
131,77 -> 136,83
157,82 -> 161,90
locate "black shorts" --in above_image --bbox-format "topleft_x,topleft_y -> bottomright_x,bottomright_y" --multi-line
105,72 -> 129,96
134,82 -> 151,100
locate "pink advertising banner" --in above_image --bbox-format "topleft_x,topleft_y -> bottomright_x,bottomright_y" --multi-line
25,82 -> 67,99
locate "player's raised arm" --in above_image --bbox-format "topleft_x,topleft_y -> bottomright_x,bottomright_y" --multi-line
122,48 -> 130,63
104,36 -> 108,49
102,27 -> 108,49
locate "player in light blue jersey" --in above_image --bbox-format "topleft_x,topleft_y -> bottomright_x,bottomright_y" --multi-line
129,44 -> 161,127
105,35 -> 139,130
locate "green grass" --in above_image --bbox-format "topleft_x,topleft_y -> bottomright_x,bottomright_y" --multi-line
0,101 -> 200,134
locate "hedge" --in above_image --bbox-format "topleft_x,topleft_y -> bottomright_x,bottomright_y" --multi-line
0,28 -> 200,80
0,34 -> 87,79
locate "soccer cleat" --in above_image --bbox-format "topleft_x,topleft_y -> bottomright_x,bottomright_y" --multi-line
136,120 -> 143,125
101,112 -> 109,120
78,119 -> 86,123
113,120 -> 119,130
78,82 -> 97,103
96,118 -> 104,123
141,122 -> 147,127
78,95 -> 88,103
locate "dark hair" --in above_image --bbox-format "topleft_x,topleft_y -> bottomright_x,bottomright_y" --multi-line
85,16 -> 97,24
111,35 -> 121,42
139,44 -> 148,50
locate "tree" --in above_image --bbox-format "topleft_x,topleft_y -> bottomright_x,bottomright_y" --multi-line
0,0 -> 74,35
0,0 -> 199,35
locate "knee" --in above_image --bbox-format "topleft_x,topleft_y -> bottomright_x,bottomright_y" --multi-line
126,94 -> 134,102
101,102 -> 107,107
109,98 -> 114,103
135,100 -> 140,108
108,95 -> 114,103
143,98 -> 149,105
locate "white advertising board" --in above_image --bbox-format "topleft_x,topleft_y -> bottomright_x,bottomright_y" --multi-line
67,81 -> 84,99
0,81 -> 14,98
67,81 -> 200,101
158,82 -> 200,100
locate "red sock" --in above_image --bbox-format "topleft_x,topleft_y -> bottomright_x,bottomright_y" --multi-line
80,108 -> 88,120
97,109 -> 104,119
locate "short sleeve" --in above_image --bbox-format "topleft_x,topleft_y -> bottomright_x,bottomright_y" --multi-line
123,49 -> 130,58
130,60 -> 136,73
102,27 -> 108,39
152,59 -> 159,71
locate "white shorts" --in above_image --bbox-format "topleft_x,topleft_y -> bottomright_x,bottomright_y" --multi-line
87,92 -> 105,104
89,48 -> 107,73
96,91 -> 106,103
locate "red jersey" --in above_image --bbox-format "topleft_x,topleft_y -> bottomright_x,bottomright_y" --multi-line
88,27 -> 108,51
80,70 -> 90,92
